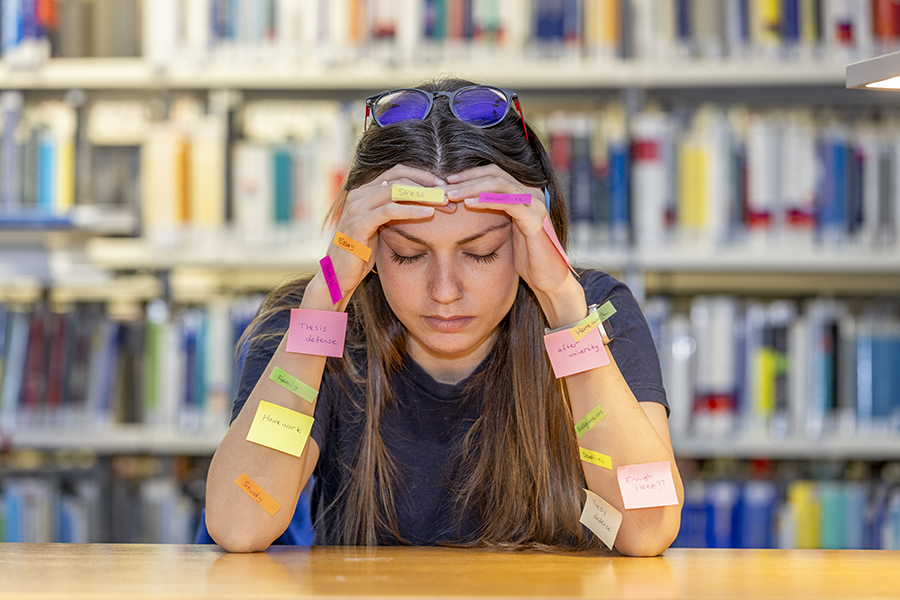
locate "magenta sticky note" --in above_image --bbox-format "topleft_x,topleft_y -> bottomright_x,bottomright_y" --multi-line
543,324 -> 609,378
478,192 -> 531,204
616,461 -> 679,510
286,308 -> 347,358
542,216 -> 578,278
319,255 -> 343,304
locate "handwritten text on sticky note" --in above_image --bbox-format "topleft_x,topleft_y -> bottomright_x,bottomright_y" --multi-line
319,255 -> 343,304
286,308 -> 347,358
542,216 -> 578,278
580,489 -> 622,549
575,404 -> 606,438
269,366 -> 318,403
544,325 -> 609,378
580,447 -> 613,470
617,461 -> 679,510
392,184 -> 444,204
334,231 -> 371,262
478,192 -> 531,204
235,473 -> 282,516
246,400 -> 315,459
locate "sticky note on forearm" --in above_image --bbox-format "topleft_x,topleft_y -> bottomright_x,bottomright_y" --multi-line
478,192 -> 531,204
334,231 -> 371,262
542,216 -> 578,278
319,255 -> 343,304
392,184 -> 444,204
580,447 -> 612,470
575,404 -> 606,438
544,325 -> 609,378
269,367 -> 318,403
286,308 -> 347,358
246,400 -> 315,458
235,473 -> 282,516
617,461 -> 679,510
580,489 -> 622,549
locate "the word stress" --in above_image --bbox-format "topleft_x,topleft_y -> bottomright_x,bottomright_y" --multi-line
391,184 -> 444,204
617,461 -> 679,510
246,400 -> 315,459
234,473 -> 281,516
286,308 -> 347,358
579,489 -> 622,549
543,325 -> 609,378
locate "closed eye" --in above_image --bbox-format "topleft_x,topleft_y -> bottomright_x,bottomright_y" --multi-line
389,251 -> 424,265
465,251 -> 499,264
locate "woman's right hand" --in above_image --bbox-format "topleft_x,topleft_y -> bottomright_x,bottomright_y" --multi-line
318,165 -> 445,306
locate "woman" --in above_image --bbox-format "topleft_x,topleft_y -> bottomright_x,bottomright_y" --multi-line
205,78 -> 683,556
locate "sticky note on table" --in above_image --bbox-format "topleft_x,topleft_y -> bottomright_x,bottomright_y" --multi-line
286,308 -> 347,358
319,255 -> 343,304
544,324 -> 609,378
235,473 -> 282,516
334,231 -> 372,262
269,366 -> 318,403
478,192 -> 531,204
392,184 -> 444,204
542,216 -> 578,278
246,400 -> 315,458
580,447 -> 612,470
580,489 -> 622,550
575,403 -> 606,438
617,461 -> 679,510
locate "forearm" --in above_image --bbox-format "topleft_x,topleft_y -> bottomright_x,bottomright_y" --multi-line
205,275 -> 336,552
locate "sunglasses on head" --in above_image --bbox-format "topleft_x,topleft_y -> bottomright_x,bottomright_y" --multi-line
364,85 -> 528,142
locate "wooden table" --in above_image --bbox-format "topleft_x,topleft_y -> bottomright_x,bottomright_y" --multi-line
2,543 -> 899,599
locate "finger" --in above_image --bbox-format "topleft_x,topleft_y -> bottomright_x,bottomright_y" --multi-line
445,164 -> 509,184
366,164 -> 446,189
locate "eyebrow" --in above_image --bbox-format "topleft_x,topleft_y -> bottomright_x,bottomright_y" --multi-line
390,222 -> 511,247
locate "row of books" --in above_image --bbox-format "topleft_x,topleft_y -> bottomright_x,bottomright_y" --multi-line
675,469 -> 900,549
0,455 -> 205,543
645,295 -> 900,440
0,295 -> 261,431
1,0 -> 888,69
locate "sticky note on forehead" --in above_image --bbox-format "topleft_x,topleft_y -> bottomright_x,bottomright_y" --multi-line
617,461 -> 679,510
580,489 -> 622,550
246,400 -> 315,459
286,308 -> 347,357
235,473 -> 281,516
392,184 -> 445,204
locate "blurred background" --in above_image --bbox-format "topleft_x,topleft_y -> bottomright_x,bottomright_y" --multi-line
1,0 -> 900,550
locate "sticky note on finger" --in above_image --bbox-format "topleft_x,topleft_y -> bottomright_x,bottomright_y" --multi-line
580,489 -> 622,550
478,192 -> 531,204
246,400 -> 315,459
235,473 -> 282,516
334,231 -> 372,262
617,461 -> 679,510
286,308 -> 347,358
392,184 -> 444,204
542,216 -> 578,278
580,447 -> 612,470
544,324 -> 609,378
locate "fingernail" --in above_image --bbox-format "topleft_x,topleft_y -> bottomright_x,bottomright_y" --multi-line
435,176 -> 447,185
447,189 -> 460,198
417,206 -> 435,216
446,174 -> 459,182
463,197 -> 478,205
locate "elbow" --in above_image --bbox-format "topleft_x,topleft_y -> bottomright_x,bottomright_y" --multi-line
205,508 -> 273,553
615,510 -> 681,557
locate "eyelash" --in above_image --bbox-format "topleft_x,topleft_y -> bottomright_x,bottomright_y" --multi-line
389,251 -> 499,265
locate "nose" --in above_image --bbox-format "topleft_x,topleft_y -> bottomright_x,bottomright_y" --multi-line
428,257 -> 463,304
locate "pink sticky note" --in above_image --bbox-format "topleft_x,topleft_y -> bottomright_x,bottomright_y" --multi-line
286,308 -> 347,358
542,217 -> 579,278
616,461 -> 679,510
478,192 -> 531,204
543,324 -> 609,378
319,255 -> 343,304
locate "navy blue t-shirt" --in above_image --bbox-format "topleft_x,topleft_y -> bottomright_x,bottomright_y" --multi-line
231,270 -> 668,545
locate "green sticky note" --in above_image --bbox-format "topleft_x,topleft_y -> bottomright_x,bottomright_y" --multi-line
575,404 -> 606,438
571,301 -> 617,341
580,447 -> 613,470
269,366 -> 318,403
596,301 -> 616,322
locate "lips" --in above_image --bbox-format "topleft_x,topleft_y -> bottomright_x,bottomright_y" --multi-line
424,316 -> 474,333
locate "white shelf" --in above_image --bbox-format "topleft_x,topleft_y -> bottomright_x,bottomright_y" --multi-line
2,425 -> 227,455
673,433 -> 900,461
0,57 -> 848,90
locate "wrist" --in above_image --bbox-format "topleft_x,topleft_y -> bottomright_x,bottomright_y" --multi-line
301,272 -> 346,311
535,277 -> 587,329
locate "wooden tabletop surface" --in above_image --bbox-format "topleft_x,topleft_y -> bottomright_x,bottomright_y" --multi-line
2,543 -> 899,599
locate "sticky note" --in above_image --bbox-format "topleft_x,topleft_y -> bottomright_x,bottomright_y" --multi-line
334,231 -> 371,262
478,192 -> 531,204
580,447 -> 613,470
544,324 -> 609,378
580,489 -> 622,550
595,300 -> 617,322
571,302 -> 615,341
246,400 -> 315,458
286,308 -> 347,358
575,404 -> 606,438
617,461 -> 680,510
269,366 -> 318,403
235,473 -> 282,516
391,184 -> 444,204
319,255 -> 343,304
542,216 -> 579,278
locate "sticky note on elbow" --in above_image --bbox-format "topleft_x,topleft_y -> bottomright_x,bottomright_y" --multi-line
391,184 -> 445,204
580,489 -> 622,549
246,400 -> 315,459
617,461 -> 679,510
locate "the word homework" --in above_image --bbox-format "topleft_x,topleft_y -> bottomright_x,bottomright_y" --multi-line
544,324 -> 609,378
234,473 -> 281,516
246,400 -> 315,459
617,461 -> 679,509
391,184 -> 444,204
580,489 -> 622,550
571,301 -> 616,342
286,308 -> 347,357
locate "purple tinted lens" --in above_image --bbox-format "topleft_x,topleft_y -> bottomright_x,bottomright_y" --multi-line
452,87 -> 508,127
374,90 -> 430,126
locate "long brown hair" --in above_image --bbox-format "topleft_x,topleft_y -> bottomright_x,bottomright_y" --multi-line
244,78 -> 597,550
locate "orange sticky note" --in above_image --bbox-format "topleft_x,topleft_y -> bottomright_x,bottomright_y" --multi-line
391,184 -> 445,204
334,231 -> 372,262
235,473 -> 282,516
617,461 -> 679,510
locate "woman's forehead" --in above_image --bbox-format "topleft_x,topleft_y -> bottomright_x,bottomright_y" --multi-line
384,203 -> 511,244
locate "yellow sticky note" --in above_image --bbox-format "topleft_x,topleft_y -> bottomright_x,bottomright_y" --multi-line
571,312 -> 601,341
580,447 -> 613,470
269,367 -> 318,403
580,489 -> 622,549
333,231 -> 372,262
246,400 -> 315,458
235,473 -> 282,516
391,184 -> 444,204
575,404 -> 606,438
